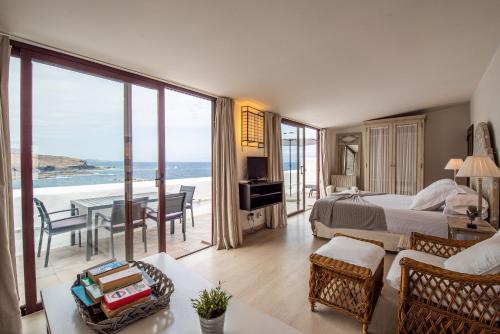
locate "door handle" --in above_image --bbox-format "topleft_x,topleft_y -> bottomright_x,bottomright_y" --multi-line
155,169 -> 162,188
300,165 -> 304,175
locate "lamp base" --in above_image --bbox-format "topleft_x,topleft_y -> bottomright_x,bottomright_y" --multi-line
467,223 -> 478,229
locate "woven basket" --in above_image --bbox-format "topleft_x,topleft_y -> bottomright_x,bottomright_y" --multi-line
71,261 -> 175,334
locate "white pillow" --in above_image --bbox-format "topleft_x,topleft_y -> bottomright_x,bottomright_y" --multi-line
444,233 -> 500,275
456,185 -> 476,194
444,193 -> 489,218
409,179 -> 458,211
429,179 -> 457,187
386,249 -> 446,290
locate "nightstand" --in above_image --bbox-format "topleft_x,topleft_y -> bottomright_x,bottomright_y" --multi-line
447,216 -> 496,240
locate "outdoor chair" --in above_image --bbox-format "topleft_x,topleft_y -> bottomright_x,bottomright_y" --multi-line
94,197 -> 149,258
147,192 -> 186,241
180,185 -> 196,227
34,198 -> 87,268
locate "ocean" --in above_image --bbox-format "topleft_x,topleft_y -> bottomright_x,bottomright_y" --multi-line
12,161 -> 211,189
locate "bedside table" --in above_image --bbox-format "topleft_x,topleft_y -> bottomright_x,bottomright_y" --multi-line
447,216 -> 496,240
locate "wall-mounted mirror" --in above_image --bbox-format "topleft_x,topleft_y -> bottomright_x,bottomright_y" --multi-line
336,132 -> 361,179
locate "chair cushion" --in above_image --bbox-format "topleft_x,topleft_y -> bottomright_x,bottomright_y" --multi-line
386,249 -> 446,290
314,236 -> 385,274
444,232 -> 500,275
50,216 -> 87,230
165,212 -> 183,221
101,219 -> 145,232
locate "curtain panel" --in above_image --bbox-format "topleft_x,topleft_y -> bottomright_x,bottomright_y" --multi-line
395,124 -> 417,195
0,35 -> 22,334
319,129 -> 330,198
264,112 -> 287,228
213,97 -> 243,250
369,127 -> 389,192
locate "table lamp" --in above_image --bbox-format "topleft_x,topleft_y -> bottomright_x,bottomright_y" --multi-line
444,158 -> 464,181
456,155 -> 500,218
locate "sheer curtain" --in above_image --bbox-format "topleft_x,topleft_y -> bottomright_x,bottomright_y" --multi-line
369,127 -> 389,192
319,129 -> 330,198
213,97 -> 243,250
0,35 -> 22,334
396,124 -> 417,195
264,112 -> 287,228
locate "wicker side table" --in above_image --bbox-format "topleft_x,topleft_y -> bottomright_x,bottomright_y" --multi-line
309,235 -> 384,334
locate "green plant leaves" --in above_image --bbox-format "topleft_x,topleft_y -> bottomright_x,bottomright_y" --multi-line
191,283 -> 231,319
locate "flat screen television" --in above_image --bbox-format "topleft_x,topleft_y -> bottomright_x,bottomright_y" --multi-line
247,157 -> 268,180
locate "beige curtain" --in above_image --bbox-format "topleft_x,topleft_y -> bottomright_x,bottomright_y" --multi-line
0,35 -> 22,334
395,124 -> 417,195
264,112 -> 287,228
213,97 -> 243,250
319,129 -> 330,197
369,126 -> 389,192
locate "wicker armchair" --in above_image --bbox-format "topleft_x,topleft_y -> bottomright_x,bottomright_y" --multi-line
398,232 -> 500,334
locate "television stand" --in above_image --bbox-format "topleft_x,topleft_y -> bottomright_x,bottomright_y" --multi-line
239,181 -> 284,211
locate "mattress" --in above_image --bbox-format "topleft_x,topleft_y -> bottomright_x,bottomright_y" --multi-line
362,194 -> 448,238
312,194 -> 448,240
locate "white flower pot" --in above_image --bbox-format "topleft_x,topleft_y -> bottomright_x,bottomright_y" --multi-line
199,312 -> 225,334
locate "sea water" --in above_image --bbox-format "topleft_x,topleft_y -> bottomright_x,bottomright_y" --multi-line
12,161 -> 211,189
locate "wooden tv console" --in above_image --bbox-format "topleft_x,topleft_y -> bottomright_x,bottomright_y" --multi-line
239,181 -> 284,211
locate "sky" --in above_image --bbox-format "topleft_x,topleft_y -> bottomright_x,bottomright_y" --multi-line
9,57 -> 212,162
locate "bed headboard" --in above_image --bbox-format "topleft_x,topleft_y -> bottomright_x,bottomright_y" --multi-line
472,122 -> 499,229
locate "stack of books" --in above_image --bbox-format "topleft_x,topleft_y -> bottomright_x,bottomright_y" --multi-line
72,260 -> 157,318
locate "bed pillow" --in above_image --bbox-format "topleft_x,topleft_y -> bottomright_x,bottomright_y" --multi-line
444,232 -> 500,275
443,192 -> 489,218
428,178 -> 457,187
409,179 -> 458,211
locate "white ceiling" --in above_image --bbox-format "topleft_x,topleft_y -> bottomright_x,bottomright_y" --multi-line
1,0 -> 500,128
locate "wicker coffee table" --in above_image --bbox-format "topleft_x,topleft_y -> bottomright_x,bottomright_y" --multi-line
309,234 -> 384,334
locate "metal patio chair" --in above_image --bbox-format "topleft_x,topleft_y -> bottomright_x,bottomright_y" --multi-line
94,197 -> 149,258
180,185 -> 196,227
147,192 -> 186,241
34,198 -> 87,268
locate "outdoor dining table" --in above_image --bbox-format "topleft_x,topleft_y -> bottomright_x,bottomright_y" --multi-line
70,192 -> 159,261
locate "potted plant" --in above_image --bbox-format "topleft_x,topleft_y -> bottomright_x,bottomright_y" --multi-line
191,283 -> 231,334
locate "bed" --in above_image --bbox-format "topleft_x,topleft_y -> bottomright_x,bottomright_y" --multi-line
310,193 -> 448,251
311,122 -> 499,252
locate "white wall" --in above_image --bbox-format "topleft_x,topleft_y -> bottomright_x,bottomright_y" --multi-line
327,103 -> 471,190
471,46 -> 500,163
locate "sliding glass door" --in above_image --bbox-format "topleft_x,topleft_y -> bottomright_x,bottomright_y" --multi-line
9,42 -> 215,314
282,122 -> 305,214
164,89 -> 213,255
281,120 -> 319,215
305,127 -> 319,210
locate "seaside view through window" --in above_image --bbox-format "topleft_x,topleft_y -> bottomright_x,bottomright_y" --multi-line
10,54 -> 213,308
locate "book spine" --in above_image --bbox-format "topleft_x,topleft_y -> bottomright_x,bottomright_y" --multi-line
105,289 -> 151,310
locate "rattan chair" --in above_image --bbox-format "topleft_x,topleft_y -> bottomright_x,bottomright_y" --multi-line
397,232 -> 500,334
309,233 -> 384,334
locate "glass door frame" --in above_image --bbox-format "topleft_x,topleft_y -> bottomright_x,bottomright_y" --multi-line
11,40 -> 216,315
281,118 -> 320,216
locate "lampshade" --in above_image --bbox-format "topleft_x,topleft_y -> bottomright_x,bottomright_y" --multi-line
456,155 -> 500,177
444,158 -> 464,170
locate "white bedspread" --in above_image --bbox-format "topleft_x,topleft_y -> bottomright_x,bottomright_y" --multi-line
362,194 -> 448,238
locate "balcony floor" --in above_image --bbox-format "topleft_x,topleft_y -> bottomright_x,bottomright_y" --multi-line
15,212 -> 212,305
